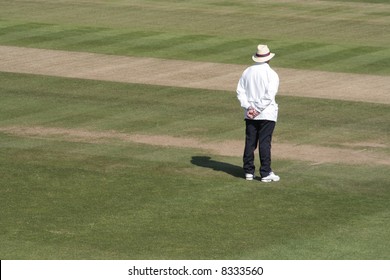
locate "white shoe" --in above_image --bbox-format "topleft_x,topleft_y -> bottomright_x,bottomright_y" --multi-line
245,173 -> 255,181
261,172 -> 280,182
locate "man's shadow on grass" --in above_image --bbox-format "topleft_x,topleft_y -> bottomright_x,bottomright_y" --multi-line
191,156 -> 243,179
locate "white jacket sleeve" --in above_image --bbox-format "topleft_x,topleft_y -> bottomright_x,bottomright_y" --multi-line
267,70 -> 279,99
236,76 -> 251,109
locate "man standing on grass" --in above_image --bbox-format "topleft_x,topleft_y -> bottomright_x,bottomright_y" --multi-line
236,44 -> 280,182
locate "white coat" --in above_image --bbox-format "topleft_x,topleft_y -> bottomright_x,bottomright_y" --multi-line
236,63 -> 279,122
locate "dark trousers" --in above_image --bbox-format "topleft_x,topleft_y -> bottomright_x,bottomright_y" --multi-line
243,119 -> 276,178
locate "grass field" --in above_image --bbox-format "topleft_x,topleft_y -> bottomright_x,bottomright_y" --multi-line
0,0 -> 389,75
0,0 -> 389,260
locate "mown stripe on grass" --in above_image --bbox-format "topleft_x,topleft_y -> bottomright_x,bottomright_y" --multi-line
0,22 -> 51,35
0,20 -> 388,75
65,31 -> 164,51
7,29 -> 104,46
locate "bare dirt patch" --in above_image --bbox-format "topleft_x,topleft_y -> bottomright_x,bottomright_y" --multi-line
1,126 -> 389,166
1,46 -> 389,104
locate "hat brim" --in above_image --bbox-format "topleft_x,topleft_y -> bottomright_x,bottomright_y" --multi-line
252,53 -> 275,63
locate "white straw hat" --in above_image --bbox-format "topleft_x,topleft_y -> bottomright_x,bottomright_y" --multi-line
252,44 -> 275,63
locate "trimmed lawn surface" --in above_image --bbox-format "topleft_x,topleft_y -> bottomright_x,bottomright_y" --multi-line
0,0 -> 389,260
1,73 -> 389,259
0,0 -> 389,75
